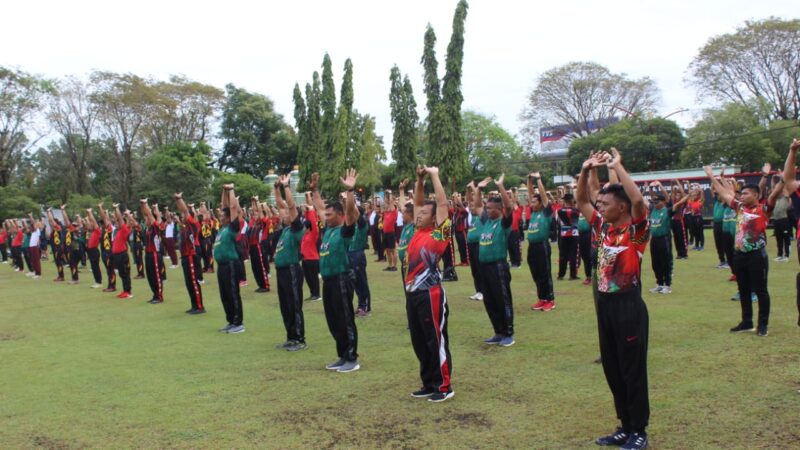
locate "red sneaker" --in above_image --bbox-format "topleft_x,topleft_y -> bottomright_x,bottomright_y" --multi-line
118,292 -> 133,299
239,281 -> 248,287
728,275 -> 737,282
531,300 -> 547,311
582,278 -> 592,286
541,301 -> 556,312
103,288 -> 116,293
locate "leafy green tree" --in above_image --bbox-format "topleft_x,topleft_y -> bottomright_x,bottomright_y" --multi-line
136,141 -> 213,204
208,172 -> 271,206
688,18 -> 800,121
0,67 -> 55,186
217,84 -> 297,178
355,114 -> 386,194
567,117 -> 685,174
0,185 -> 39,219
145,75 -> 224,149
298,74 -> 323,189
681,102 -> 777,171
462,111 -> 527,186
389,67 -> 419,180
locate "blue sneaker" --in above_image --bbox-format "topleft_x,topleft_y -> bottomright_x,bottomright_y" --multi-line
499,336 -> 515,347
620,432 -> 648,450
751,293 -> 758,302
484,335 -> 502,345
730,292 -> 740,301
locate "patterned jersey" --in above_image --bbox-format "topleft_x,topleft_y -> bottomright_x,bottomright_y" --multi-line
590,210 -> 650,294
557,206 -> 580,237
404,219 -> 451,293
730,199 -> 772,253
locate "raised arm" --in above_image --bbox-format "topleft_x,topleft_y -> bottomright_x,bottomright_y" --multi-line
86,208 -> 98,230
606,148 -> 645,219
413,166 -> 426,211
174,192 -> 190,219
758,163 -> 771,200
783,138 -> 799,193
140,199 -> 154,227
340,169 -> 359,226
533,172 -> 548,208
494,174 -> 514,218
577,153 -> 604,220
309,172 -> 326,219
704,166 -> 734,206
473,176 -> 491,217
280,175 -> 299,223
398,178 -> 409,210
226,185 -> 240,222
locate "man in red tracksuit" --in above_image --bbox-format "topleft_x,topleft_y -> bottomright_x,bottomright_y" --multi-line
174,193 -> 205,314
140,199 -> 164,304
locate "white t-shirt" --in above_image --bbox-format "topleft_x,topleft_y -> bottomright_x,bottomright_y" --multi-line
29,229 -> 41,247
369,211 -> 377,226
165,223 -> 175,238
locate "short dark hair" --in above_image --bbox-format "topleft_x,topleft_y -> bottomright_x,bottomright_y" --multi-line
599,183 -> 631,211
403,203 -> 414,216
325,201 -> 344,215
742,184 -> 760,195
423,200 -> 437,216
563,193 -> 574,201
487,197 -> 502,205
222,207 -> 231,218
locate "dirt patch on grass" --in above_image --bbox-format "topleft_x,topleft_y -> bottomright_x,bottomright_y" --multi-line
31,435 -> 74,450
0,332 -> 24,341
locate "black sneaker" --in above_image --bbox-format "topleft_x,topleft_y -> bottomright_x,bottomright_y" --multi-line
275,340 -> 297,349
730,322 -> 755,333
595,427 -> 628,446
188,309 -> 206,315
305,296 -> 321,302
286,342 -> 308,352
756,325 -> 768,337
620,432 -> 648,450
149,298 -> 164,304
325,358 -> 345,370
428,390 -> 454,402
186,308 -> 196,314
255,287 -> 269,293
411,387 -> 435,398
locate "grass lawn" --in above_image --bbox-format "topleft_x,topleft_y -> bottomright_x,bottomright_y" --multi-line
1,231 -> 799,449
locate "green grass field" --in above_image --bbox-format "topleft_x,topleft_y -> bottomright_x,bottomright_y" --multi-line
1,232 -> 799,449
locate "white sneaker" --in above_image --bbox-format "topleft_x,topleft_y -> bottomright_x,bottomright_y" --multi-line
198,280 -> 205,285
91,283 -> 102,289
469,292 -> 479,300
660,286 -> 672,294
26,272 -> 35,277
32,275 -> 40,280
649,286 -> 663,294
170,265 -> 179,269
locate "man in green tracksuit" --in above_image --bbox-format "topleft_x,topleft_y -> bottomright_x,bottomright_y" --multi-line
214,183 -> 246,334
273,174 -> 307,351
310,170 -> 361,373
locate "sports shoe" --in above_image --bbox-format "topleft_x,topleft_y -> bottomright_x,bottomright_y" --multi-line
219,323 -> 233,332
336,360 -> 360,373
148,298 -> 164,304
648,286 -> 663,294
531,300 -> 547,311
469,292 -> 481,300
91,283 -> 102,289
118,292 -> 133,299
751,293 -> 758,302
583,278 -> 592,285
239,280 -> 248,287
275,340 -> 297,349
68,280 -> 79,285
356,308 -> 370,317
25,272 -> 34,277
731,292 -> 740,301
428,390 -> 454,402
541,301 -> 555,312
411,387 -> 435,398
620,432 -> 648,450
226,325 -> 245,334
170,265 -> 179,269
719,263 -> 730,269
188,309 -> 205,315
255,287 -> 269,293
484,335 -> 503,345
660,286 -> 672,294
774,256 -> 785,262
595,427 -> 628,446
53,277 -> 64,282
473,292 -> 483,301
499,336 -> 515,347
305,295 -> 321,302
728,274 -> 737,282
325,358 -> 345,370
102,287 -> 116,293
32,275 -> 40,280
756,325 -> 768,337
286,342 -> 308,352
730,322 -> 755,333
715,262 -> 727,269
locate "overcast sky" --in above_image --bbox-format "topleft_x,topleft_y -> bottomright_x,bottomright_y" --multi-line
2,0 -> 797,152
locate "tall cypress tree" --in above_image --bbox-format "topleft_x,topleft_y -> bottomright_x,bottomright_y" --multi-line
292,83 -> 310,185
319,54 -> 340,194
441,0 -> 469,185
301,72 -> 323,189
421,25 -> 441,118
337,59 -> 356,168
389,66 -> 419,180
